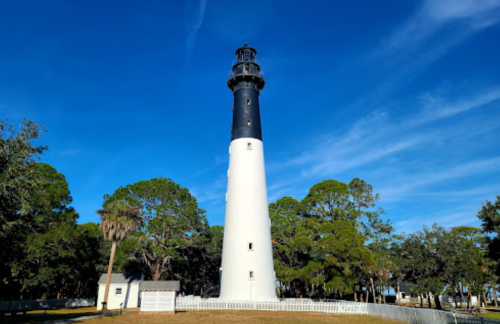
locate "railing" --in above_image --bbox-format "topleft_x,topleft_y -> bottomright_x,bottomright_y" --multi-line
175,298 -> 500,323
0,298 -> 95,311
366,303 -> 500,324
227,71 -> 265,81
232,58 -> 261,65
176,298 -> 365,314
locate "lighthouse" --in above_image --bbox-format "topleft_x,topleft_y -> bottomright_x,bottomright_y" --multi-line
219,45 -> 277,300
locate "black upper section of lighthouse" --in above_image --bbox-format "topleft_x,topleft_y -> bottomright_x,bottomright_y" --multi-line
228,44 -> 265,142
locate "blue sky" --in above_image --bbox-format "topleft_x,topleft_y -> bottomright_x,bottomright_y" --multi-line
1,0 -> 500,233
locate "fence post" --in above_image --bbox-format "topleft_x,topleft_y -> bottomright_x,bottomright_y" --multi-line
453,312 -> 457,324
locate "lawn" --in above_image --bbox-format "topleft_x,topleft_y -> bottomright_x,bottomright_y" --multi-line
0,307 -> 103,324
484,310 -> 500,320
82,310 -> 405,324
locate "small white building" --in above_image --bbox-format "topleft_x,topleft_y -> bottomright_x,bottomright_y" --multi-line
396,282 -> 478,306
139,281 -> 180,314
97,273 -> 142,310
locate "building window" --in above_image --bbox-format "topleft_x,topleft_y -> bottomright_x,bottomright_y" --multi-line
249,242 -> 253,250
249,271 -> 254,279
247,99 -> 251,106
115,288 -> 122,295
247,143 -> 252,150
247,120 -> 251,126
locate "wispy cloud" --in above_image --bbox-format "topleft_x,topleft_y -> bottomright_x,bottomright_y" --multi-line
379,157 -> 500,201
266,86 -> 500,203
185,0 -> 208,63
194,174 -> 226,204
394,210 -> 478,233
377,0 -> 500,56
359,0 -> 500,105
417,87 -> 500,123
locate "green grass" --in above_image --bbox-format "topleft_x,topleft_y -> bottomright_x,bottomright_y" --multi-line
484,310 -> 500,319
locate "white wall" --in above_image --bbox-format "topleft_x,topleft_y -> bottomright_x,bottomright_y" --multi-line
96,282 -> 139,310
220,138 -> 277,300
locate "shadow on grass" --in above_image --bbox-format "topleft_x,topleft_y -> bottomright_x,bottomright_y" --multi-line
1,311 -> 100,324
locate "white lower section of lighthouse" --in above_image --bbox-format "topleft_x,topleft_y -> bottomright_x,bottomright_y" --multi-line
220,138 -> 277,300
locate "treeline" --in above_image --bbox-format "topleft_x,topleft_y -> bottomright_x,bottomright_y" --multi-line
1,119 -> 499,307
0,119 -> 222,299
0,119 -> 106,298
269,181 -> 500,309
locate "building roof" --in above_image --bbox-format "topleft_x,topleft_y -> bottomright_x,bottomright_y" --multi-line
98,273 -> 142,284
140,280 -> 180,291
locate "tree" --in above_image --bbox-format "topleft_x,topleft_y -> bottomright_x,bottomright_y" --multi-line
270,180 -> 377,299
270,197 -> 313,297
395,224 -> 447,309
302,180 -> 351,221
0,119 -> 48,296
103,178 -> 208,282
97,200 -> 141,310
477,195 -> 500,306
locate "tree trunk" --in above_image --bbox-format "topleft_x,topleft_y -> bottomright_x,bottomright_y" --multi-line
482,291 -> 487,307
494,286 -> 498,307
360,290 -> 364,303
420,294 -> 424,308
434,294 -> 442,310
478,291 -> 481,308
370,278 -> 376,304
459,284 -> 465,307
397,281 -> 400,304
153,262 -> 161,281
366,285 -> 370,303
467,289 -> 471,309
382,286 -> 386,304
354,289 -> 357,302
103,241 -> 117,311
427,293 -> 432,309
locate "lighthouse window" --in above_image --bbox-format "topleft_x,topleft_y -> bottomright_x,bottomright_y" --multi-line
247,120 -> 251,126
249,271 -> 254,279
247,143 -> 252,150
249,242 -> 253,250
247,99 -> 251,106
245,65 -> 249,73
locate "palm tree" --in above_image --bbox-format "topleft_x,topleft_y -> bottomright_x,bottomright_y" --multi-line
97,200 -> 141,310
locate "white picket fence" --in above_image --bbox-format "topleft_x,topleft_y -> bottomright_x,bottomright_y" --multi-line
175,298 -> 366,314
366,304 -> 500,324
175,298 -> 500,324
